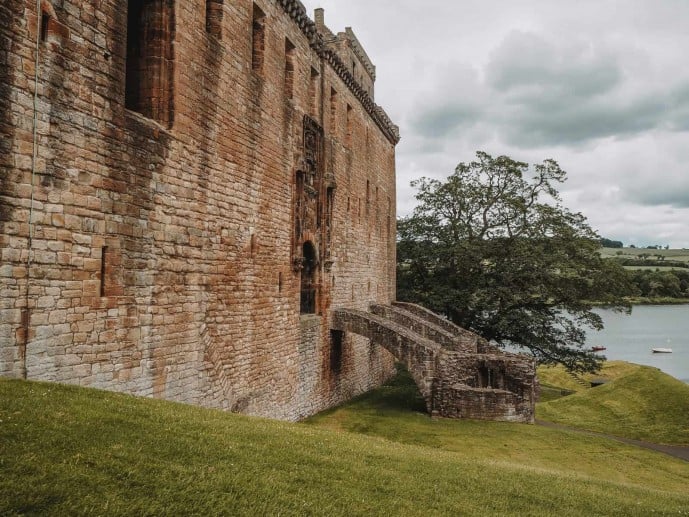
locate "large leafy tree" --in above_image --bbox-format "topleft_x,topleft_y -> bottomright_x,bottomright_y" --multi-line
397,151 -> 633,373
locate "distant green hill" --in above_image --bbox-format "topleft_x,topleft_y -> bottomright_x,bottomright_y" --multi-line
1,373 -> 688,516
537,363 -> 689,444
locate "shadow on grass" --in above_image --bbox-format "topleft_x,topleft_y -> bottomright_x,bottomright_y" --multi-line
356,364 -> 428,413
538,384 -> 576,403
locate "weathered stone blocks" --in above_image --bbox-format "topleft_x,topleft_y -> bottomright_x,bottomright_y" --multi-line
1,0 -> 398,420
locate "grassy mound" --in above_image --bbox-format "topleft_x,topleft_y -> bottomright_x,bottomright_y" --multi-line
2,376 -> 689,516
537,362 -> 689,444
537,361 -> 641,396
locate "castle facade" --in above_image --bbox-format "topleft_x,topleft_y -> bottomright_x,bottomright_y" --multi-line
0,0 -> 399,420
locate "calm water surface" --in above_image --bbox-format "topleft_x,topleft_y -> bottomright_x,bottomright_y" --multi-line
587,305 -> 689,383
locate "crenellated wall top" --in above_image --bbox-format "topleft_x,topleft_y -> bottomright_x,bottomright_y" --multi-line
274,0 -> 400,145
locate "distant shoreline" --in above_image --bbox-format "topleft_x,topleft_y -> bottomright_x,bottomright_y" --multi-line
591,298 -> 689,307
625,297 -> 689,306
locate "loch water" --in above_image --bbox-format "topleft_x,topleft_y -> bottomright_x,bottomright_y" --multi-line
587,305 -> 689,383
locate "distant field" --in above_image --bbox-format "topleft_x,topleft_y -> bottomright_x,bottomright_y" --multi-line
601,247 -> 689,261
622,265 -> 683,271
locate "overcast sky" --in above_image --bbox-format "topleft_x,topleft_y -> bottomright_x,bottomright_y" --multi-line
301,0 -> 689,248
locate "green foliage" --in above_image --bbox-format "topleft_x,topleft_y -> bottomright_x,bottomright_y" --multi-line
537,364 -> 689,444
397,152 -> 634,373
3,377 -> 689,516
626,269 -> 689,298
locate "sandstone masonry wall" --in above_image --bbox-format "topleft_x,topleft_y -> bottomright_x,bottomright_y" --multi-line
0,0 -> 399,420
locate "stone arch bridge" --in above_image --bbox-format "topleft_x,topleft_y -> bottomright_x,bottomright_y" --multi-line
332,302 -> 537,422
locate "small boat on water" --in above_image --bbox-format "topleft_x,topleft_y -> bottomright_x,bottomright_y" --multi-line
591,346 -> 606,352
652,347 -> 673,353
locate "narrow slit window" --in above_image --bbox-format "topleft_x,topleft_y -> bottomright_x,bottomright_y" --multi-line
309,67 -> 320,118
345,104 -> 352,147
100,247 -> 108,297
284,38 -> 295,99
40,12 -> 50,42
251,4 -> 266,73
329,88 -> 337,134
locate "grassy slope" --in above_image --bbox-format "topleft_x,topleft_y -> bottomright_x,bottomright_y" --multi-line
537,363 -> 689,444
1,377 -> 689,516
537,361 -> 640,394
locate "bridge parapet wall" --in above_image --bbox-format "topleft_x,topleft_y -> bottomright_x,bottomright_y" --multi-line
369,304 -> 475,353
392,302 -> 482,351
433,385 -> 525,421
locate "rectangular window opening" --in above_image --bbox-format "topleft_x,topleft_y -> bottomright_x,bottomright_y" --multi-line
125,0 -> 175,128
206,0 -> 224,37
252,4 -> 266,73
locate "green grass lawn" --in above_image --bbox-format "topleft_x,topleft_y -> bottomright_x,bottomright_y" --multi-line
1,373 -> 689,516
537,362 -> 689,444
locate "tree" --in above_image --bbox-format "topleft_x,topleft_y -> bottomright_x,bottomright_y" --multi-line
397,151 -> 634,373
600,237 -> 623,248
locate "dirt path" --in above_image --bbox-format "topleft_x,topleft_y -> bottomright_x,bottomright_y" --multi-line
536,420 -> 689,462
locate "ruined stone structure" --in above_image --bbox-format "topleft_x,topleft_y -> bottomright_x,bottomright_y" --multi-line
1,0 -> 537,422
1,0 -> 399,420
333,303 -> 537,422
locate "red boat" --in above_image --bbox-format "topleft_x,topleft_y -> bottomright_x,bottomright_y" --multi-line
591,346 -> 606,352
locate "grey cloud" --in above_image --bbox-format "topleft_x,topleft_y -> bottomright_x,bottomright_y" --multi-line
482,32 -> 689,147
500,95 -> 669,147
486,32 -> 622,101
666,84 -> 689,131
411,104 -> 481,139
625,181 -> 689,209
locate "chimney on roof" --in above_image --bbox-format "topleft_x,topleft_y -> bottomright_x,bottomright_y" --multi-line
314,8 -> 325,29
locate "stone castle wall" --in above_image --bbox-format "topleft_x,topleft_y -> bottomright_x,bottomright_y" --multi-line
0,0 -> 399,420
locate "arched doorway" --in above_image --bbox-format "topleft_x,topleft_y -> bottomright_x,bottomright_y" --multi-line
300,241 -> 318,314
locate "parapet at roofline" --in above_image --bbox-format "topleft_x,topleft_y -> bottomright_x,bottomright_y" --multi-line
275,0 -> 400,145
